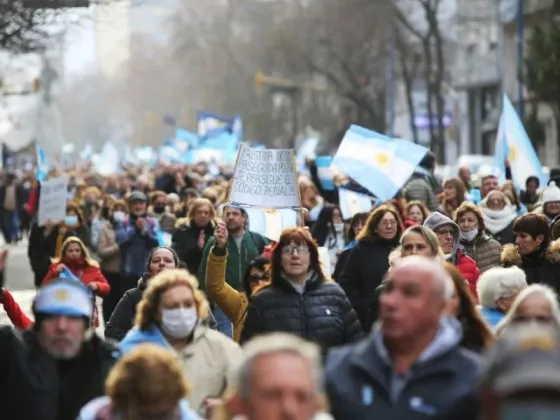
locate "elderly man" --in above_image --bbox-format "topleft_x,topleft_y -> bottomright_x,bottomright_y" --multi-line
0,279 -> 118,420
480,174 -> 500,199
479,323 -> 560,419
476,266 -> 527,327
226,333 -> 332,420
325,256 -> 481,419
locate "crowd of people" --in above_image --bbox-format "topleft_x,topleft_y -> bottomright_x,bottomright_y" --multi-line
0,151 -> 560,419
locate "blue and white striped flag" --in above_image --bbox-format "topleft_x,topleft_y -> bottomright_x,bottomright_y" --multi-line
315,156 -> 335,190
495,94 -> 547,189
245,208 -> 298,242
36,144 -> 50,182
338,188 -> 374,220
333,125 -> 428,202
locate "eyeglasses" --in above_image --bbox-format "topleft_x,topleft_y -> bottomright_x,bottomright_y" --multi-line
512,315 -> 554,324
380,221 -> 397,228
281,244 -> 309,255
249,274 -> 269,283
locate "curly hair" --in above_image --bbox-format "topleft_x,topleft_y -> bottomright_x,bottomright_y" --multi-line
105,343 -> 190,411
135,269 -> 210,331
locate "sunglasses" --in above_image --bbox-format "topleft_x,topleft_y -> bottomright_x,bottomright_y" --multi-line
249,274 -> 269,283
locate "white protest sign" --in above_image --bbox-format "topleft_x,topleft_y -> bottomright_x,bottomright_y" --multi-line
229,143 -> 300,208
38,175 -> 69,227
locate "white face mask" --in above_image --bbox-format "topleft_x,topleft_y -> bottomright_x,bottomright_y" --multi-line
161,307 -> 198,339
334,223 -> 345,233
460,229 -> 478,242
113,211 -> 126,222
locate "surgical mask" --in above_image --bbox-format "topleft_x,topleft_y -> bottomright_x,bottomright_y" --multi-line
500,402 -> 560,419
460,229 -> 478,242
334,223 -> 345,233
113,211 -> 126,222
161,307 -> 198,339
65,215 -> 78,227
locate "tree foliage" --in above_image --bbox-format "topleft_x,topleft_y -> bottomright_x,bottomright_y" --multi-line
0,0 -> 54,52
525,20 -> 560,119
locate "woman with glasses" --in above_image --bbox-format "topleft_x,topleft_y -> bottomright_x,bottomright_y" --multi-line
495,284 -> 560,337
205,220 -> 271,342
240,227 -> 363,351
338,205 -> 403,331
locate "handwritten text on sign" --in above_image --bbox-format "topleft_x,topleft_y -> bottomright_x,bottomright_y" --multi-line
230,145 -> 299,208
38,175 -> 69,227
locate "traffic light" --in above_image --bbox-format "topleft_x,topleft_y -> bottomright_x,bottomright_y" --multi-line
23,0 -> 90,8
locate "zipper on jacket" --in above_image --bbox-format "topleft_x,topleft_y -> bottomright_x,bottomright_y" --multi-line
300,294 -> 306,336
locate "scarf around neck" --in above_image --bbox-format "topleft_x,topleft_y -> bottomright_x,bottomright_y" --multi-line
482,206 -> 516,234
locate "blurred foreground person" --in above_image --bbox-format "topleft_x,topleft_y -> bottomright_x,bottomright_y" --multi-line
0,279 -> 119,420
78,343 -> 200,419
479,323 -> 560,420
325,256 -> 481,419
221,333 -> 333,420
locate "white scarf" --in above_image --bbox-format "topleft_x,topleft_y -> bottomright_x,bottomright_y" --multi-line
482,206 -> 517,234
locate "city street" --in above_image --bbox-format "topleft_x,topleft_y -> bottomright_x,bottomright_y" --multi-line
0,238 -> 105,335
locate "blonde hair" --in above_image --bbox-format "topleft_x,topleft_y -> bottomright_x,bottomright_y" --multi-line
135,269 -> 210,330
187,197 -> 216,221
105,343 -> 190,411
51,236 -> 99,267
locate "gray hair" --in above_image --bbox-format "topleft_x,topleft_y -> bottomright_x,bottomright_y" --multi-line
390,255 -> 454,301
495,284 -> 560,337
476,266 -> 527,308
237,333 -> 323,399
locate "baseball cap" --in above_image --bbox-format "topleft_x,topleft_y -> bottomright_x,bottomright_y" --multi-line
34,279 -> 93,318
128,191 -> 147,202
480,323 -> 560,394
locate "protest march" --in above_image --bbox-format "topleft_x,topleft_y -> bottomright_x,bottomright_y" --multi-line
1,94 -> 560,420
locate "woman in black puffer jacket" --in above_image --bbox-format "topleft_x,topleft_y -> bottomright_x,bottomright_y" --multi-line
240,227 -> 363,352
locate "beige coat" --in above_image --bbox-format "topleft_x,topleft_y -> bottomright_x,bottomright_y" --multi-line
96,221 -> 121,273
175,325 -> 241,412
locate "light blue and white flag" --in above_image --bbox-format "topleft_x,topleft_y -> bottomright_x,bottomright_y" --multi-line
79,143 -> 93,162
36,144 -> 50,181
296,138 -> 318,171
333,125 -> 428,202
94,142 -> 120,175
232,114 -> 243,141
315,156 -> 335,190
338,188 -> 374,220
495,94 -> 547,189
197,111 -> 233,138
244,208 -> 298,242
159,145 -> 183,164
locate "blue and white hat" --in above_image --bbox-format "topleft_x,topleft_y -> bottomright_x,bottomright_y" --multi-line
34,279 -> 93,318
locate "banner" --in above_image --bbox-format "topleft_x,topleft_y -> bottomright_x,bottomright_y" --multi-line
229,143 -> 300,209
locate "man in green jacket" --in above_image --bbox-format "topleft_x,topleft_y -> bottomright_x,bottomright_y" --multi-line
198,206 -> 268,338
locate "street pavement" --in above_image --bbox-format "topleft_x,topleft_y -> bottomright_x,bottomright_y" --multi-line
0,238 -> 106,336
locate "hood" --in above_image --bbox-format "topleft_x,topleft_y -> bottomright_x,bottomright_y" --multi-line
501,239 -> 560,267
373,316 -> 463,366
423,212 -> 460,258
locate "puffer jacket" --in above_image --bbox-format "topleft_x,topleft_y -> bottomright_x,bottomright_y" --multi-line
501,239 -> 560,296
240,271 -> 363,351
460,233 -> 502,273
404,168 -> 440,211
104,276 -> 148,341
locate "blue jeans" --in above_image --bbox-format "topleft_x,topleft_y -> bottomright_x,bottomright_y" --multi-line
1,210 -> 18,244
212,305 -> 233,339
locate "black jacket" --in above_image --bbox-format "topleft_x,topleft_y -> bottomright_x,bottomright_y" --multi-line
105,276 -> 148,341
240,272 -> 363,351
171,220 -> 215,275
338,239 -> 397,331
0,327 -> 118,420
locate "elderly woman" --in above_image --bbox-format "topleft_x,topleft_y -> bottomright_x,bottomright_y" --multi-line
119,269 -> 241,414
105,246 -> 181,341
454,202 -> 502,273
339,205 -> 402,330
495,284 -> 560,337
240,227 -> 363,350
476,266 -> 527,328
502,213 -> 560,295
481,190 -> 516,245
78,344 -> 199,419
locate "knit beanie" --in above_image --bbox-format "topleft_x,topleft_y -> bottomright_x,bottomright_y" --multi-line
542,182 -> 560,204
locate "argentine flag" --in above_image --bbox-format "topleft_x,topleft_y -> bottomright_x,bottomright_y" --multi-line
197,111 -> 233,138
315,156 -> 335,190
36,144 -> 50,182
245,208 -> 298,242
338,188 -> 374,220
495,94 -> 547,189
333,125 -> 428,202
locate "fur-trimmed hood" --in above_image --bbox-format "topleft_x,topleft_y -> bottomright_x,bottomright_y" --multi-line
501,239 -> 560,267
